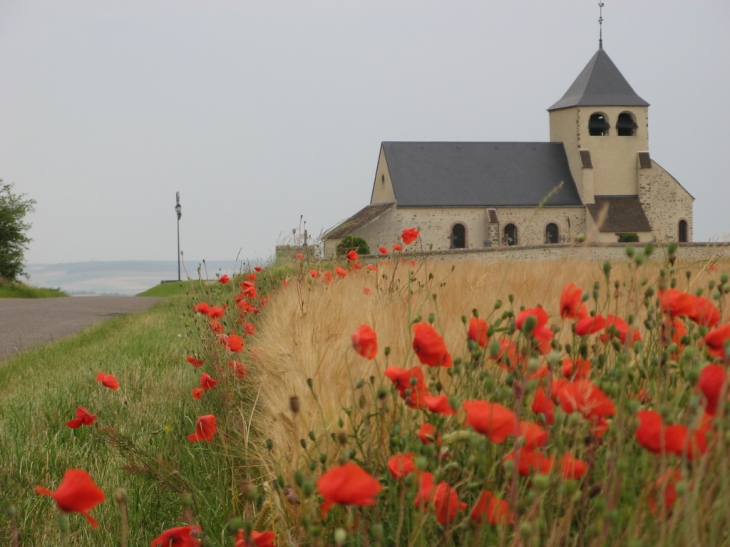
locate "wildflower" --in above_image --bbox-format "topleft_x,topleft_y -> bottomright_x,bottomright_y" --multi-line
351,325 -> 378,360
647,469 -> 681,516
414,472 -> 466,525
366,264 -> 377,271
309,269 -> 321,279
515,307 -> 553,353
66,407 -> 97,429
194,302 -> 211,315
35,469 -> 106,528
659,289 -> 698,320
323,270 -> 333,283
317,462 -> 382,518
709,263 -> 718,271
223,333 -> 245,352
295,253 -> 303,260
242,322 -> 256,336
424,395 -> 456,416
387,453 -> 416,479
335,266 -> 347,278
246,273 -> 257,281
192,387 -> 204,400
470,490 -> 513,525
412,323 -> 453,368
363,287 -> 371,295
463,401 -> 517,443
188,415 -> 216,442
208,306 -> 225,319
575,314 -> 607,336
200,373 -> 218,390
561,453 -> 588,480
705,323 -> 730,359
392,244 -> 402,251
401,228 -> 419,245
557,380 -> 615,420
468,317 -> 489,347
384,366 -> 429,408
504,449 -> 554,476
693,297 -> 720,327
600,314 -> 642,345
518,421 -> 549,449
531,387 -> 555,425
240,281 -> 257,299
228,360 -> 247,379
560,283 -> 587,320
698,364 -> 726,415
635,410 -> 686,456
186,356 -> 204,368
151,525 -> 202,546
96,371 -> 119,390
378,246 -> 388,255
417,423 -> 442,446
209,320 -> 224,334
254,266 -> 263,272
352,262 -> 362,270
235,529 -> 276,547
346,250 -> 359,261
218,274 -> 230,285
561,358 -> 591,380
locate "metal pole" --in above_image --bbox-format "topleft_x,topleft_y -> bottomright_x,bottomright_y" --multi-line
175,192 -> 181,281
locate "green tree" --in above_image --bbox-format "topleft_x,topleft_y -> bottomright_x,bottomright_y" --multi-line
336,235 -> 370,256
0,182 -> 36,281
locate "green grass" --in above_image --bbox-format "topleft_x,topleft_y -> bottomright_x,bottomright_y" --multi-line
0,282 -> 67,298
136,280 -> 189,297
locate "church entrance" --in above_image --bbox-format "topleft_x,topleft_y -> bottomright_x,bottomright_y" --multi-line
545,223 -> 559,243
504,224 -> 517,246
450,223 -> 466,248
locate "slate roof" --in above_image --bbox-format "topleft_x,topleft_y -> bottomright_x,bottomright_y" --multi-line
548,48 -> 649,111
324,202 -> 394,239
380,142 -> 583,207
586,196 -> 652,233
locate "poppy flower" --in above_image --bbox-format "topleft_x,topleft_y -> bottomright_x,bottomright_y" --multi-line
228,360 -> 247,379
151,525 -> 202,547
366,264 -> 377,271
254,266 -> 263,272
561,358 -> 591,380
709,263 -> 718,271
387,453 -> 416,479
412,323 -> 453,368
518,421 -> 549,449
468,317 -> 489,347
532,388 -> 555,425
295,253 -> 303,260
240,282 -> 257,299
352,262 -> 362,270
200,373 -> 218,390
208,306 -> 225,319
363,287 -> 371,295
705,324 -> 730,359
218,274 -> 230,285
698,364 -> 726,415
392,244 -> 402,251
647,469 -> 682,516
490,339 -> 524,371
635,410 -> 684,455
96,371 -> 119,390
463,401 -> 517,443
188,415 -> 216,442
401,228 -> 419,245
209,320 -> 224,334
192,387 -> 205,400
351,325 -> 378,360
417,423 -> 442,446
693,297 -> 720,327
413,472 -> 466,525
246,273 -> 257,281
335,266 -> 347,278
659,289 -> 698,320
378,246 -> 388,255
66,406 -> 97,429
575,314 -> 607,336
424,395 -> 456,416
346,250 -> 359,261
35,469 -> 106,528
309,269 -> 321,279
235,529 -> 276,547
600,314 -> 642,345
186,356 -> 204,368
237,298 -> 254,313
515,307 -> 553,353
561,453 -> 588,480
384,366 -> 430,408
504,449 -> 554,476
470,490 -> 513,525
317,462 -> 382,518
194,302 -> 211,315
223,334 -> 245,353
558,380 -> 615,420
323,270 -> 333,283
560,283 -> 587,320
242,322 -> 256,335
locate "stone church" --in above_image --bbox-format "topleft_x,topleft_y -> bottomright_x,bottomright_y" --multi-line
323,44 -> 693,256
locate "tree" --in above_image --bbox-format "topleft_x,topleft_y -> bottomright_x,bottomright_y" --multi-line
0,182 -> 36,281
336,235 -> 370,256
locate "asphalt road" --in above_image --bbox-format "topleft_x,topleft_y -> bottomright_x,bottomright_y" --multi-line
0,296 -> 160,360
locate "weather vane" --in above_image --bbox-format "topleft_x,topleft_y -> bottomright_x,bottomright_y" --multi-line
598,2 -> 605,49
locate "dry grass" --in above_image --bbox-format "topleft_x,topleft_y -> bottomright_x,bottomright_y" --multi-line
252,255 -> 720,473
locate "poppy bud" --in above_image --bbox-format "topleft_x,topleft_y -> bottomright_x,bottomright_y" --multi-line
635,252 -> 646,265
625,245 -> 635,257
532,474 -> 550,491
302,481 -> 315,498
58,513 -> 70,533
334,528 -> 347,545
369,524 -> 383,540
4,505 -> 16,518
265,439 -> 274,451
337,431 -> 348,445
306,378 -> 313,389
300,439 -> 307,449
113,487 -> 127,505
384,346 -> 391,356
201,538 -> 213,547
227,517 -> 244,535
415,456 -> 428,470
519,522 -> 532,537
180,493 -> 193,508
358,394 -> 367,408
289,396 -> 300,414
293,471 -> 304,487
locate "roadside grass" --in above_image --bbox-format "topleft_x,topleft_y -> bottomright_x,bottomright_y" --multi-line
137,281 -> 189,297
0,280 -> 67,298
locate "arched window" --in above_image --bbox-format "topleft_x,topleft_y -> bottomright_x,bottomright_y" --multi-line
504,224 -> 517,246
450,223 -> 466,248
588,113 -> 610,136
545,223 -> 559,244
678,220 -> 688,243
617,112 -> 638,136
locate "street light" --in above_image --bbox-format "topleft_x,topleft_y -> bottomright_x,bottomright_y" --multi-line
175,192 -> 182,281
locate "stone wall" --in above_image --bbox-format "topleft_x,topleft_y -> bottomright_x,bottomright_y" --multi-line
497,206 -> 586,246
639,160 -> 694,243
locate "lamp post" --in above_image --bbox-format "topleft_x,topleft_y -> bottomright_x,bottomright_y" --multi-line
175,192 -> 182,281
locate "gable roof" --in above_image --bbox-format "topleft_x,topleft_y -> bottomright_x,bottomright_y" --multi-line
548,48 -> 649,111
381,142 -> 583,207
586,196 -> 652,233
324,202 -> 394,239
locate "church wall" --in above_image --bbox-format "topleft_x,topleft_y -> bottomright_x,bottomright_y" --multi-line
497,207 -> 586,246
638,161 -> 694,243
370,147 -> 396,204
549,108 -> 584,199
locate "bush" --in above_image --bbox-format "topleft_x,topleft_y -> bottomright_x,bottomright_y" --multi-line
618,233 -> 639,243
0,182 -> 36,281
336,235 -> 370,256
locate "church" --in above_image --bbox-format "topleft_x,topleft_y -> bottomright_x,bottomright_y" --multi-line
323,43 -> 693,256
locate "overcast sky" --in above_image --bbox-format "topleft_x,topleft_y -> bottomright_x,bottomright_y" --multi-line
2,1 -> 729,264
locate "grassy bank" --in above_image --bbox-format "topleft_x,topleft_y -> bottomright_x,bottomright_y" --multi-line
0,280 -> 67,298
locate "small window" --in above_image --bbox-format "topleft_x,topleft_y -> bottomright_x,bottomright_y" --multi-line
588,113 -> 610,136
504,224 -> 517,246
678,220 -> 688,243
617,112 -> 638,136
545,223 -> 559,244
450,223 -> 466,248
381,174 -> 385,184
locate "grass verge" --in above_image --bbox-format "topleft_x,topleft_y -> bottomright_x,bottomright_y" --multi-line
0,281 -> 67,298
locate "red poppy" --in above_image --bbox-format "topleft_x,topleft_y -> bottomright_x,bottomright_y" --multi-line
237,298 -> 254,313
346,250 -> 359,261
246,273 -> 257,281
218,274 -> 230,285
186,356 -> 204,368
561,358 -> 591,380
323,270 -> 333,283
384,366 -> 430,408
413,472 -> 466,525
600,314 -> 642,345
693,297 -> 720,327
309,269 -> 321,279
560,283 -> 587,320
200,373 -> 218,390
401,228 -> 419,245
188,415 -> 216,442
192,387 -> 204,400
240,281 -> 257,299
235,529 -> 276,547
647,469 -> 682,516
575,314 -> 607,336
635,410 -> 684,455
705,324 -> 730,358
424,395 -> 456,416
698,364 -> 726,415
387,453 -> 416,479
518,421 -> 549,449
335,266 -> 347,278
468,317 -> 489,347
392,244 -> 402,251
378,246 -> 388,255
489,339 -> 524,371
366,264 -> 377,271
151,525 -> 202,547
470,490 -> 513,525
463,401 -> 517,443
532,388 -> 555,425
209,320 -> 224,334
208,306 -> 225,319
254,266 -> 263,272
557,380 -> 615,420
295,253 -> 303,260
515,307 -> 553,353
659,289 -> 698,320
317,462 -> 382,518
194,302 -> 211,315
351,325 -> 378,360
223,334 -> 245,353
242,322 -> 256,336
35,469 -> 106,528
561,453 -> 588,480
352,262 -> 362,270
417,423 -> 442,446
710,263 -> 718,271
504,449 -> 554,476
228,360 -> 247,379
412,323 -> 453,368
363,287 -> 371,295
66,406 -> 97,429
96,371 -> 119,390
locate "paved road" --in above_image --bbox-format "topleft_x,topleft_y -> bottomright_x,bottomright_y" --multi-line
0,296 -> 160,360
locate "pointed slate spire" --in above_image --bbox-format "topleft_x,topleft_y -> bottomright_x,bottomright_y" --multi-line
548,49 -> 649,111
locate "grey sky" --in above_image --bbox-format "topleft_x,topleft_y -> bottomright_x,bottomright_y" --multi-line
2,1 -> 728,264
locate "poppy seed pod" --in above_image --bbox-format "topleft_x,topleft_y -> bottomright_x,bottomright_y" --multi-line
289,396 -> 300,414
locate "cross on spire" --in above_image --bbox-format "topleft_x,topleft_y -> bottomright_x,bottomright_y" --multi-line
598,2 -> 605,49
